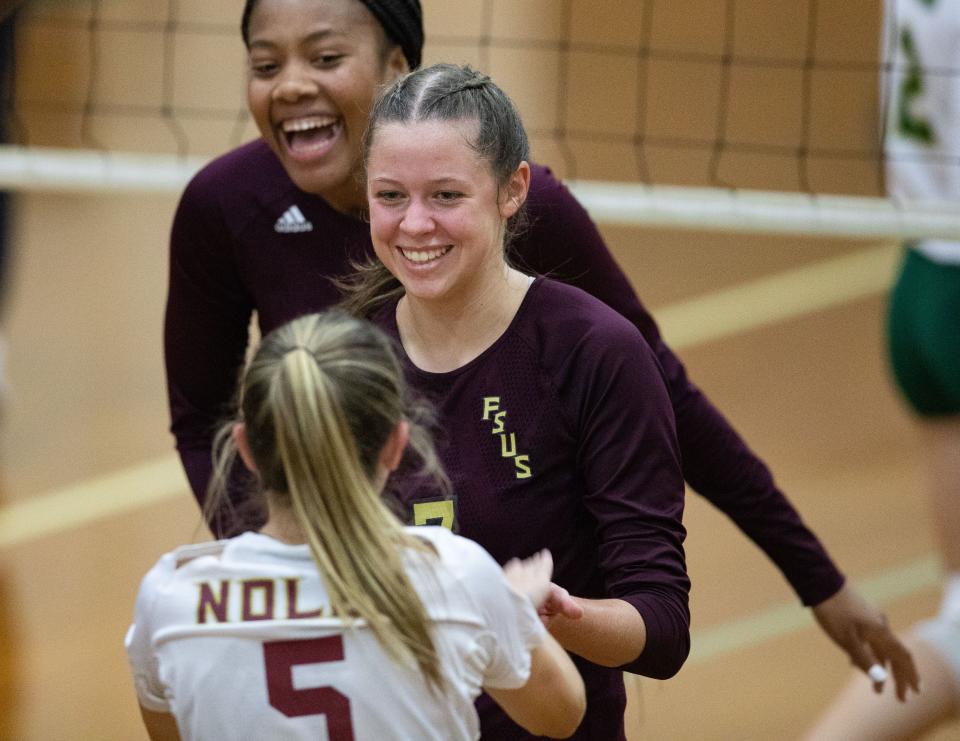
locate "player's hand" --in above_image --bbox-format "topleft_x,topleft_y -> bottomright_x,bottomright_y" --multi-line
502,550 -> 584,626
812,583 -> 920,701
503,549 -> 555,609
537,583 -> 584,628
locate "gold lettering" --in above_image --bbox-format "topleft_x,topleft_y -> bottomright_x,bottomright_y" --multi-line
197,580 -> 230,624
483,398 -> 533,479
242,579 -> 275,621
285,579 -> 323,619
481,396 -> 501,420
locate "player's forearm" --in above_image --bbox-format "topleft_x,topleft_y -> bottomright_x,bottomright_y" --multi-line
139,707 -> 182,741
174,441 -> 215,505
548,596 -> 647,667
487,633 -> 586,738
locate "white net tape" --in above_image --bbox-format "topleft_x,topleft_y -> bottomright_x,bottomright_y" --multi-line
2,144 -> 957,240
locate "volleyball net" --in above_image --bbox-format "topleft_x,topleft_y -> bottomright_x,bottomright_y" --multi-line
2,0 -> 958,240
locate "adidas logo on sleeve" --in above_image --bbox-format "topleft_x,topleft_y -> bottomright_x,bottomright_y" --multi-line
274,205 -> 314,233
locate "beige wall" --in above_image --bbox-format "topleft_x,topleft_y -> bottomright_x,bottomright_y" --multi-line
13,0 -> 885,193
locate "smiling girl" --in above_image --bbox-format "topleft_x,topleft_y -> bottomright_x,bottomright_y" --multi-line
345,63 -> 691,740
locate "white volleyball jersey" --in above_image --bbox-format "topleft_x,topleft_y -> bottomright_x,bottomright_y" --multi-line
884,0 -> 960,262
125,527 -> 546,741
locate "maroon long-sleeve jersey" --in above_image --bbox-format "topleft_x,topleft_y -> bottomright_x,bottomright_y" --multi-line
376,277 -> 689,739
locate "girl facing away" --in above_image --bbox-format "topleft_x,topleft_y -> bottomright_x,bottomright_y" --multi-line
126,310 -> 585,741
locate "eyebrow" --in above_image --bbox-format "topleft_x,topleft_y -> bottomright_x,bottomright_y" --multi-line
371,177 -> 472,187
247,28 -> 343,50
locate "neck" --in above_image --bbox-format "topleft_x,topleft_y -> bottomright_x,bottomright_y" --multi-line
320,180 -> 368,218
398,262 -> 533,373
259,497 -> 306,545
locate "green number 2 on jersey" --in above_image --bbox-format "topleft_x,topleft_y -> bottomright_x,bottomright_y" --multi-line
897,24 -> 936,145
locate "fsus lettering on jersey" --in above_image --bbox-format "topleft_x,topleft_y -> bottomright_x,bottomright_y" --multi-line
196,578 -> 333,624
481,396 -> 532,479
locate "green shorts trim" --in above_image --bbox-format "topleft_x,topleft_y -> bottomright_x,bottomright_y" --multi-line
888,248 -> 960,416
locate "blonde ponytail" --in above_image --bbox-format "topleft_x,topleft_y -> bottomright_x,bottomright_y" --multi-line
208,311 -> 448,691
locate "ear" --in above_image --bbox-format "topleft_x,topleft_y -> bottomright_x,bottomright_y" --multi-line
500,160 -> 531,219
233,422 -> 259,474
378,419 -> 410,473
383,45 -> 409,83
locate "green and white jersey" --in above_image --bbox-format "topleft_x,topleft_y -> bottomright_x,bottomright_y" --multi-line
884,0 -> 960,262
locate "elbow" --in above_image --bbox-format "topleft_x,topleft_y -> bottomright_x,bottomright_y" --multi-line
487,637 -> 587,739
646,654 -> 687,680
568,693 -> 588,736
541,711 -> 586,739
669,625 -> 692,678
624,590 -> 691,679
528,659 -> 587,739
620,612 -> 690,679
529,690 -> 586,739
638,626 -> 690,680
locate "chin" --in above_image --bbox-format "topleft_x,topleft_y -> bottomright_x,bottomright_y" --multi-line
404,282 -> 452,303
286,167 -> 338,197
281,150 -> 354,199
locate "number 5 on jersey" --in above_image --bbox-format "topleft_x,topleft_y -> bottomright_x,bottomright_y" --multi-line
263,636 -> 355,739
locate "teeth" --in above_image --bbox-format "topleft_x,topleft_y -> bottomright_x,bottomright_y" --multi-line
282,116 -> 337,133
400,246 -> 451,263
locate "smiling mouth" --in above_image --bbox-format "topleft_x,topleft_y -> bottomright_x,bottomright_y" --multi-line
399,246 -> 453,263
280,115 -> 342,156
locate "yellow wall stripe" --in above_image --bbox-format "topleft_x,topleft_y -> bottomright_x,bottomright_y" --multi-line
658,244 -> 900,351
689,555 -> 940,665
0,454 -> 187,548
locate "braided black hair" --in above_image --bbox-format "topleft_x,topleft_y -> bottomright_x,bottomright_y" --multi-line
241,0 -> 423,69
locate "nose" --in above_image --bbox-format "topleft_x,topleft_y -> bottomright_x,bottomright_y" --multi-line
271,65 -> 320,103
400,199 -> 435,236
